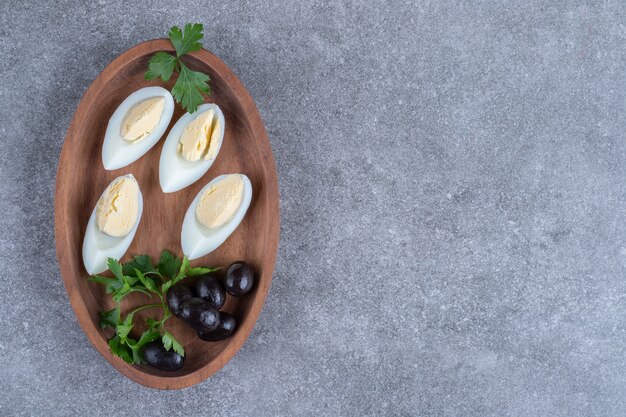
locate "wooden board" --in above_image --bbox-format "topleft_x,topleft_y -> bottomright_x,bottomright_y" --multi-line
54,39 -> 280,389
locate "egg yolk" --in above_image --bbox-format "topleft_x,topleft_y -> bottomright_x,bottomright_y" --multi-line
196,175 -> 244,229
121,96 -> 165,143
178,109 -> 222,162
96,176 -> 139,237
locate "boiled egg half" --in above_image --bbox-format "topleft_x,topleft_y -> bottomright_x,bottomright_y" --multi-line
82,174 -> 143,274
159,103 -> 225,193
102,87 -> 174,170
181,174 -> 252,260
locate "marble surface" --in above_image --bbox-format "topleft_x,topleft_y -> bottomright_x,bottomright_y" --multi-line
1,1 -> 626,416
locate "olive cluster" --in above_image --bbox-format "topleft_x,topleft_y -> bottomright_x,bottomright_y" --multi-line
142,261 -> 255,371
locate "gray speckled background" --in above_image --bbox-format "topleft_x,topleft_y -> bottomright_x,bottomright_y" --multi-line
1,1 -> 626,416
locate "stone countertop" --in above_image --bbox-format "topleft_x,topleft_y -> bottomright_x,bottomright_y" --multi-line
1,1 -> 626,416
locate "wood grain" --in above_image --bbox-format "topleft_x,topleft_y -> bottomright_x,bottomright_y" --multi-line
54,39 -> 280,389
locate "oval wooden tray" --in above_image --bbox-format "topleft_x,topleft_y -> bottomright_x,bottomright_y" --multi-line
54,39 -> 279,389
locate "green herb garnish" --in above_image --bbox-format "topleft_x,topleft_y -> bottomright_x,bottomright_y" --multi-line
145,23 -> 211,113
88,249 -> 218,365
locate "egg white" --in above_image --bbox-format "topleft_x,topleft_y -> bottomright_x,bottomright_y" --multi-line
102,87 -> 174,170
82,174 -> 143,275
181,174 -> 252,260
159,103 -> 225,193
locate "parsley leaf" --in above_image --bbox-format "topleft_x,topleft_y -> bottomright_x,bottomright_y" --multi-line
172,338 -> 185,357
123,255 -> 158,277
108,258 -> 124,281
187,266 -> 220,276
161,331 -> 173,350
109,336 -> 133,364
177,256 -> 190,280
143,23 -> 212,113
162,255 -> 191,293
88,274 -> 123,294
169,23 -> 204,57
157,250 -> 182,279
172,62 -> 210,114
98,307 -> 120,329
116,313 -> 135,343
162,331 -> 185,357
131,345 -> 143,364
137,329 -> 161,349
90,258 -> 153,303
144,52 -> 178,82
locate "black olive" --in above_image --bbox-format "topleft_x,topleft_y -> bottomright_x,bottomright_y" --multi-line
198,312 -> 237,341
166,284 -> 194,316
224,261 -> 255,296
142,341 -> 184,371
195,274 -> 226,309
178,298 -> 220,332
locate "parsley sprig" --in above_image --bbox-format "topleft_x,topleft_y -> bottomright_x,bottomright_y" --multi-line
145,23 -> 211,113
88,250 -> 218,365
